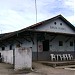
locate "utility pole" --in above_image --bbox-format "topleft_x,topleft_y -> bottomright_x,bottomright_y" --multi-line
35,0 -> 37,23
1,30 -> 2,34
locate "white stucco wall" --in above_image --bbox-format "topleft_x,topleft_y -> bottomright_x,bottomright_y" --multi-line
34,19 -> 75,34
50,35 -> 74,51
0,46 -> 32,70
22,41 -> 32,48
0,50 -> 13,64
37,35 -> 74,52
14,47 -> 32,70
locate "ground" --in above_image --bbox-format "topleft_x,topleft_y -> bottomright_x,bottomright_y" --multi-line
0,62 -> 75,75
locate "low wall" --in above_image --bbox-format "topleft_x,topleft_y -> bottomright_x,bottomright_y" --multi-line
14,47 -> 32,70
0,47 -> 32,70
33,51 -> 75,61
0,50 -> 13,64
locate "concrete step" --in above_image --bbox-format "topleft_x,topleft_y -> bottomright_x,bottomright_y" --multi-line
38,60 -> 75,67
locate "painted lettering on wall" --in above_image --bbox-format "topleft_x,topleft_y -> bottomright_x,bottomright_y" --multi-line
50,26 -> 66,30
50,54 -> 73,61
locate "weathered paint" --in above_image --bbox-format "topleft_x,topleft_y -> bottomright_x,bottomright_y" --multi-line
0,17 -> 75,61
14,47 -> 32,70
36,35 -> 74,52
32,34 -> 75,61
0,33 -> 74,61
33,51 -> 75,61
0,50 -> 13,64
34,19 -> 75,34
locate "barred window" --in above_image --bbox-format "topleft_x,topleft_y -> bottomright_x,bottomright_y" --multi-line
70,41 -> 73,46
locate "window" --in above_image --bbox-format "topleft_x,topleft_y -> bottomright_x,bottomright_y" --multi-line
10,45 -> 12,50
59,41 -> 63,46
70,41 -> 73,46
60,23 -> 62,25
54,22 -> 56,25
2,47 -> 5,50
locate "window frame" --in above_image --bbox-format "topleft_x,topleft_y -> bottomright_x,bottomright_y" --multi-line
59,41 -> 63,46
54,22 -> 56,25
2,47 -> 5,50
10,45 -> 12,50
70,41 -> 73,46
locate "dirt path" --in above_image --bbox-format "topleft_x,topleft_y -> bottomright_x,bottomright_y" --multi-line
30,62 -> 75,75
0,62 -> 75,75
0,63 -> 14,75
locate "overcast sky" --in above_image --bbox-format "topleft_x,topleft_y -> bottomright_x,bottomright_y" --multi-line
0,0 -> 74,33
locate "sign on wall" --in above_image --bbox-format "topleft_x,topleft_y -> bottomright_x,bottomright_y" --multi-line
50,26 -> 66,31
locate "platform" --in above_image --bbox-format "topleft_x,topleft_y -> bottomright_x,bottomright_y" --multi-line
38,60 -> 75,67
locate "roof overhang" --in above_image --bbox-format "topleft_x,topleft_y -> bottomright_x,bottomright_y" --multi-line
0,29 -> 75,41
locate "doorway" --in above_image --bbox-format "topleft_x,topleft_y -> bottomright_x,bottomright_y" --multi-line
43,40 -> 49,51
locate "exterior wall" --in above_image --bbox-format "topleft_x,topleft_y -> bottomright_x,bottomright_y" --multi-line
34,19 -> 75,34
0,43 -> 16,51
0,48 -> 2,51
32,35 -> 37,52
14,47 -> 32,70
22,40 -> 32,48
0,47 -> 32,70
0,33 -> 75,61
0,16 -> 75,62
37,51 -> 75,61
0,50 -> 13,64
32,35 -> 38,60
33,34 -> 75,61
37,35 -> 75,52
49,35 -> 74,51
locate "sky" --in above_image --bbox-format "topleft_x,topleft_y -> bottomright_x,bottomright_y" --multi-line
0,0 -> 74,33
